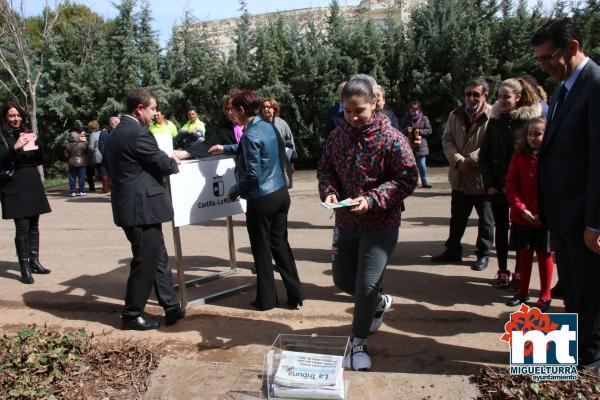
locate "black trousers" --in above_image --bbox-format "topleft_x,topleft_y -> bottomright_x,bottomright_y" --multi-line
490,196 -> 510,270
14,216 -> 39,239
445,190 -> 494,257
122,224 -> 179,318
553,235 -> 600,367
246,187 -> 304,309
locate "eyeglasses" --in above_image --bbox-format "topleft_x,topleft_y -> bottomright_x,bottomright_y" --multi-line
535,48 -> 562,64
527,132 -> 543,137
263,105 -> 273,109
465,91 -> 482,98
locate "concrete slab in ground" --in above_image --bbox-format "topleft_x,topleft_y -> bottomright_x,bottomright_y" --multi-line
0,167 -> 561,399
143,358 -> 477,400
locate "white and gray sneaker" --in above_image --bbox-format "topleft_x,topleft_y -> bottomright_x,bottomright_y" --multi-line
370,294 -> 393,333
343,338 -> 372,371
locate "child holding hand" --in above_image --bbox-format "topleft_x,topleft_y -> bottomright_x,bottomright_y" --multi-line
504,117 -> 553,311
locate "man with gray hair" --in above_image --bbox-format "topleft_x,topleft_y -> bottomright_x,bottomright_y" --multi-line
432,78 -> 494,271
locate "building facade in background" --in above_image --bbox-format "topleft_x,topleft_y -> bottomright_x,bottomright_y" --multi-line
188,0 -> 421,55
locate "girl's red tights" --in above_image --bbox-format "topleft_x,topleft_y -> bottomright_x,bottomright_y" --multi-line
518,249 -> 553,301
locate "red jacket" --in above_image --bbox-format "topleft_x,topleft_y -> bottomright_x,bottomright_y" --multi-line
505,152 -> 546,228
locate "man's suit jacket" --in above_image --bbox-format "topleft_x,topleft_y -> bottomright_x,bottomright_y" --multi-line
104,115 -> 179,228
322,103 -> 345,139
538,59 -> 600,236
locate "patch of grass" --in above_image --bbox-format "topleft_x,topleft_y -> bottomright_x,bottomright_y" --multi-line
43,177 -> 68,188
0,325 -> 160,399
471,366 -> 600,399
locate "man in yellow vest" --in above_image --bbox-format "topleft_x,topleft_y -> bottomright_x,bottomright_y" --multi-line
149,109 -> 178,138
178,106 -> 206,143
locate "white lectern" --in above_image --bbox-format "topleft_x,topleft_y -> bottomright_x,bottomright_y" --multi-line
169,155 -> 254,308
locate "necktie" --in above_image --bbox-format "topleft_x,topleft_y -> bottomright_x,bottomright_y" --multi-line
552,84 -> 567,120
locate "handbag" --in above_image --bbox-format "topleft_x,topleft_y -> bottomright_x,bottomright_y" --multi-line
0,133 -> 15,180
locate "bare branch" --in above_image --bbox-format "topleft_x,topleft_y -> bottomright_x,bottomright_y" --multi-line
0,77 -> 20,100
0,46 -> 27,98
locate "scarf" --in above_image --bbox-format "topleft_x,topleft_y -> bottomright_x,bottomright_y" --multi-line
233,123 -> 244,143
411,111 -> 422,124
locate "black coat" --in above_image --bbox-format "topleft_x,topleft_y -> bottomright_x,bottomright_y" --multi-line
204,124 -> 238,147
539,60 -> 600,235
383,104 -> 400,130
322,103 -> 345,140
0,130 -> 51,219
104,115 -> 179,228
479,102 -> 542,192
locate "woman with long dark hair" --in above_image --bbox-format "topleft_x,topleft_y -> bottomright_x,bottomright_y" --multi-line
0,102 -> 51,284
479,78 -> 542,291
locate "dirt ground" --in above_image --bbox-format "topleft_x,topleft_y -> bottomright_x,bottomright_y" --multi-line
0,167 -> 559,399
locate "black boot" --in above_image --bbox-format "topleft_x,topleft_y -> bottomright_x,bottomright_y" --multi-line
15,237 -> 34,284
29,229 -> 50,274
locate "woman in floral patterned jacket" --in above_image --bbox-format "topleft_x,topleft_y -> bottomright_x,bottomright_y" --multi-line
317,74 -> 418,372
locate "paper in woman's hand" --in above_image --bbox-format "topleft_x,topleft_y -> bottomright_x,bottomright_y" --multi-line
22,133 -> 38,151
321,198 -> 359,209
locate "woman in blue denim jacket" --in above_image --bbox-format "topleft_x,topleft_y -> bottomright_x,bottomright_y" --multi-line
208,90 -> 304,311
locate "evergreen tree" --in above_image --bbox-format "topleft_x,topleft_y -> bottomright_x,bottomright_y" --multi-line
37,3 -> 107,142
4,0 -> 599,166
164,9 -> 224,127
231,0 -> 254,87
573,0 -> 600,61
137,0 -> 160,87
104,0 -> 141,103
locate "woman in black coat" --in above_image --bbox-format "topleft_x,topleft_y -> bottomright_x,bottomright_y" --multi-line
204,89 -> 245,148
0,102 -> 51,284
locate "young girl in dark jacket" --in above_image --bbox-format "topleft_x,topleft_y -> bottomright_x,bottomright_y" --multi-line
479,78 -> 542,291
504,117 -> 553,311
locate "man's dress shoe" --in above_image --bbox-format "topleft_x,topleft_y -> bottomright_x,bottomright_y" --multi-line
165,307 -> 186,326
122,315 -> 160,331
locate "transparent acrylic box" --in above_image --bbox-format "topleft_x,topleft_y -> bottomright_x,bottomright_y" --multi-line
264,333 -> 349,400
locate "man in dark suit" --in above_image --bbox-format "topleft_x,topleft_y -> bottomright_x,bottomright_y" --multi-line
104,87 -> 187,330
532,18 -> 600,369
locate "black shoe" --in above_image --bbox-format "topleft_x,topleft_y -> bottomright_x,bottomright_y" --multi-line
472,256 -> 490,271
506,295 -> 529,307
533,298 -> 551,312
422,183 -> 432,188
550,282 -> 562,299
165,307 -> 186,326
19,259 -> 34,284
250,300 -> 274,311
121,315 -> 160,331
286,298 -> 304,310
29,259 -> 51,274
431,250 -> 462,263
20,265 -> 34,284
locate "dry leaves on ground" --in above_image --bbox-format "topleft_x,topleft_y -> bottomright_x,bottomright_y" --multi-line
0,325 -> 160,399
